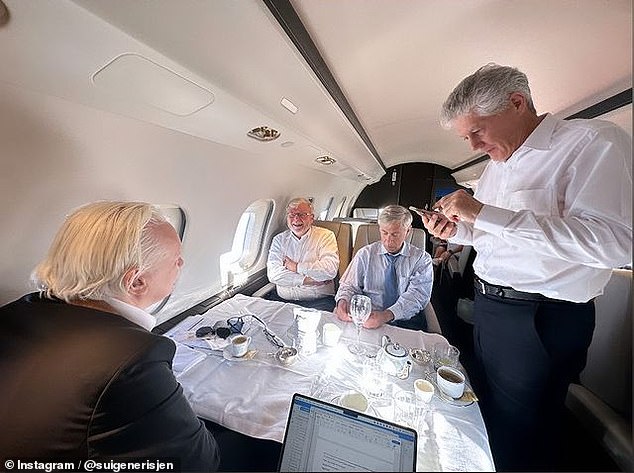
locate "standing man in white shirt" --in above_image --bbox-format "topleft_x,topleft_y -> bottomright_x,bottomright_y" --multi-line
335,205 -> 433,330
266,197 -> 339,311
423,63 -> 632,471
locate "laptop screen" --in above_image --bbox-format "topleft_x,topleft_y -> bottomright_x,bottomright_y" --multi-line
279,393 -> 417,472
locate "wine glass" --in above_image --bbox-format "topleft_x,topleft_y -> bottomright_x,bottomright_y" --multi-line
348,294 -> 371,355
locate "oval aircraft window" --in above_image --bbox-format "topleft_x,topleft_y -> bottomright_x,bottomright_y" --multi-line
319,196 -> 334,220
220,199 -> 274,287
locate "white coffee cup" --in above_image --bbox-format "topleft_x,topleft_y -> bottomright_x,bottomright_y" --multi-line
339,391 -> 368,413
413,378 -> 435,403
322,322 -> 342,347
436,366 -> 465,399
230,334 -> 251,357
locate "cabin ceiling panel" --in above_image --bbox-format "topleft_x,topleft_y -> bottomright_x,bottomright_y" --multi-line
291,0 -> 632,169
0,0 -> 630,177
0,0 -> 384,182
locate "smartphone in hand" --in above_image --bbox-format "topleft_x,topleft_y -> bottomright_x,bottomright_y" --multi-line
408,206 -> 440,218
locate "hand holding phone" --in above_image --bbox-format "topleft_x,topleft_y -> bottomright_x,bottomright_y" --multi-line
408,206 -> 440,218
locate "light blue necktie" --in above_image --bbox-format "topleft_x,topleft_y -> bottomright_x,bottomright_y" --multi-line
384,253 -> 400,309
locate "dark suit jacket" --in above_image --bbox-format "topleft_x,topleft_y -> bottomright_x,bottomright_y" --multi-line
0,293 -> 219,471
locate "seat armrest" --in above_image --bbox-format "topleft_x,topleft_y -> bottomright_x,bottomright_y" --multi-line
252,282 -> 275,298
566,383 -> 633,471
424,303 -> 442,334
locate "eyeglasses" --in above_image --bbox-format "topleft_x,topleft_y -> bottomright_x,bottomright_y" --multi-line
287,212 -> 311,219
195,317 -> 244,339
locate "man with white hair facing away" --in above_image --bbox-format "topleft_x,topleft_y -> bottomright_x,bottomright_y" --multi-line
0,201 -> 220,471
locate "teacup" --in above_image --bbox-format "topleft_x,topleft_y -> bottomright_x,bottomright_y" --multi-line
230,334 -> 251,357
413,378 -> 434,403
322,322 -> 342,347
436,366 -> 465,399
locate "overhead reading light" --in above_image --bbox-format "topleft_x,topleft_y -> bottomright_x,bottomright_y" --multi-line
315,156 -> 336,165
280,97 -> 298,114
247,126 -> 280,142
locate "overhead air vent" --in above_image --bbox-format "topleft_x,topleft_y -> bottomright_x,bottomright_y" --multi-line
247,126 -> 280,142
315,156 -> 336,165
92,53 -> 214,116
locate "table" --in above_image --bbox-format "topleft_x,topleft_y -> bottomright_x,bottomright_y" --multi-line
165,294 -> 495,472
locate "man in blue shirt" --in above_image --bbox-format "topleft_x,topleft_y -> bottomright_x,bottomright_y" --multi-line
335,205 -> 433,330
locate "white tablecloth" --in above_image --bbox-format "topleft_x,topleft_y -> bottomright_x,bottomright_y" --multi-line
166,294 -> 495,472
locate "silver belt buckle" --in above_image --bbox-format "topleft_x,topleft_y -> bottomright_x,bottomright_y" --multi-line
479,280 -> 486,294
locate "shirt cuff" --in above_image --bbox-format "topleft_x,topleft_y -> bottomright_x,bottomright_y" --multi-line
474,204 -> 515,236
296,262 -> 307,276
452,222 -> 470,241
388,304 -> 405,321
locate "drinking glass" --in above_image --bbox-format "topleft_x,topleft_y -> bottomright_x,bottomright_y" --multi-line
348,294 -> 371,355
433,343 -> 460,369
394,391 -> 418,428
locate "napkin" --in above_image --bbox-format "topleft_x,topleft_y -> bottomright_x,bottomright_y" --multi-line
172,341 -> 207,376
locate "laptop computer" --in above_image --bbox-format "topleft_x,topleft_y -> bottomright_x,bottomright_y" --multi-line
278,393 -> 417,472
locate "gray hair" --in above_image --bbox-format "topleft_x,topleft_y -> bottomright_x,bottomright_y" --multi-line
440,63 -> 536,128
33,201 -> 168,302
286,197 -> 314,214
378,205 -> 412,228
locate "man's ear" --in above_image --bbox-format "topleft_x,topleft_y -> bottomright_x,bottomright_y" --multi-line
509,92 -> 526,112
123,267 -> 148,297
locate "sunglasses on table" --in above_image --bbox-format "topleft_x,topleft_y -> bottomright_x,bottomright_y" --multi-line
195,316 -> 245,339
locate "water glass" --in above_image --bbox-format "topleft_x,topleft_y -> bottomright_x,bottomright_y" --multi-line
433,343 -> 460,369
361,359 -> 388,399
393,391 -> 418,429
348,294 -> 371,355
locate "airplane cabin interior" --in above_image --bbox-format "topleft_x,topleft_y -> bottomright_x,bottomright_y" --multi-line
0,1 -> 631,472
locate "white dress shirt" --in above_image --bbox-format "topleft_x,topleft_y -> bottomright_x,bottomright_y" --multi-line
451,114 -> 632,302
267,225 -> 339,300
105,296 -> 156,331
335,241 -> 433,321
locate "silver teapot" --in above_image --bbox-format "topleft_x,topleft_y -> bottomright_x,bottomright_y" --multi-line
376,335 -> 412,379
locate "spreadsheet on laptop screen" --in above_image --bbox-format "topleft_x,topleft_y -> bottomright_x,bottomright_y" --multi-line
279,394 -> 416,472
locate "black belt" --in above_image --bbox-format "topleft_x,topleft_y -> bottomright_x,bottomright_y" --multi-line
473,275 -> 553,302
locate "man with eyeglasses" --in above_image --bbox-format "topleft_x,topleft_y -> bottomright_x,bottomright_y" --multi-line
266,197 -> 339,311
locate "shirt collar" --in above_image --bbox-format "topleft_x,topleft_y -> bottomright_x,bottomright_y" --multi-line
380,240 -> 410,257
290,225 -> 313,241
104,297 -> 156,331
521,113 -> 556,151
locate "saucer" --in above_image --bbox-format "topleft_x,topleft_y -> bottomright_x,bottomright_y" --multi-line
222,346 -> 256,361
331,394 -> 378,416
424,371 -> 476,407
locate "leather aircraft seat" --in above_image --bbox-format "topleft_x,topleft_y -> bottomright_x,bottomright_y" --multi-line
565,269 -> 633,471
313,220 -> 352,281
352,223 -> 427,258
350,223 -> 440,334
